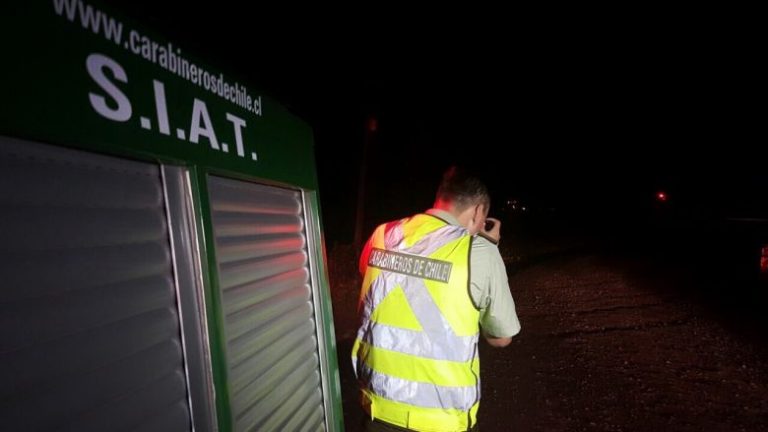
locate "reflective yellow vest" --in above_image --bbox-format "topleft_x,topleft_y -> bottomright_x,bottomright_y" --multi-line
352,213 -> 480,432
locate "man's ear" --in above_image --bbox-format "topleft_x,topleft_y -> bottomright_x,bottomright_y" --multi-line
467,204 -> 477,225
473,203 -> 486,220
468,204 -> 483,229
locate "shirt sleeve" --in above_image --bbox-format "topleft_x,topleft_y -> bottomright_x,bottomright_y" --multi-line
469,236 -> 521,338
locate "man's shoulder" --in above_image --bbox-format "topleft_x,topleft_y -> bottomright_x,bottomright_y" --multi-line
471,235 -> 503,262
472,235 -> 498,251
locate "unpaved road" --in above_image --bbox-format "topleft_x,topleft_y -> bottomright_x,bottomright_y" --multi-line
331,250 -> 768,431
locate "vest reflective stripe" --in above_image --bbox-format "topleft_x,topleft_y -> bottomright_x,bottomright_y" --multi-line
353,340 -> 479,387
353,214 -> 481,431
357,363 -> 478,411
389,221 -> 466,255
357,321 -> 479,362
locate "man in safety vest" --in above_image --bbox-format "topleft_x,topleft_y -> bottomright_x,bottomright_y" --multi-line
353,166 -> 521,432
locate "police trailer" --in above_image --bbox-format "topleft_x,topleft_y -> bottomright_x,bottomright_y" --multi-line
0,2 -> 343,431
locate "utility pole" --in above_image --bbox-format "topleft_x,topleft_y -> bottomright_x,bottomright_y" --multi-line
354,116 -> 377,252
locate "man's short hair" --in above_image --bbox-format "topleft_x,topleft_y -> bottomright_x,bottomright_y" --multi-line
435,166 -> 491,211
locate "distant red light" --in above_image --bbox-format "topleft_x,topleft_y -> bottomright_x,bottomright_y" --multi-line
656,191 -> 667,202
367,117 -> 378,132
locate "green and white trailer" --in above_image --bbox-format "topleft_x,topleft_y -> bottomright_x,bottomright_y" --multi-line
0,2 -> 343,431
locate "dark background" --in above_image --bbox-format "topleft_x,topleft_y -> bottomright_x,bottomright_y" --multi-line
112,1 -> 766,275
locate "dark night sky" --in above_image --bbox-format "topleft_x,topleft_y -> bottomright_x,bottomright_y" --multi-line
111,2 -> 764,242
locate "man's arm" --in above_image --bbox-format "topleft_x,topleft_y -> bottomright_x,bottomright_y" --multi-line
470,235 -> 521,348
484,334 -> 513,348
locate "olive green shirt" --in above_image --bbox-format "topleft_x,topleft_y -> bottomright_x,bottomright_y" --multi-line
427,209 -> 521,338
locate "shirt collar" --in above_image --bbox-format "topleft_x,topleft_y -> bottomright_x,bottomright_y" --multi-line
425,208 -> 461,227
